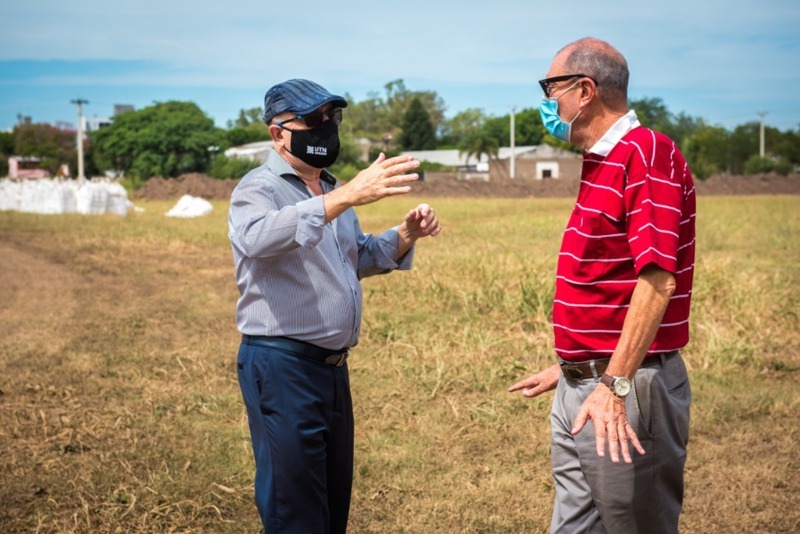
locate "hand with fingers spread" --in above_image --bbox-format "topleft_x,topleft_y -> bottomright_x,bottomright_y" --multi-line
507,364 -> 561,398
343,153 -> 421,205
323,153 -> 421,223
571,384 -> 645,464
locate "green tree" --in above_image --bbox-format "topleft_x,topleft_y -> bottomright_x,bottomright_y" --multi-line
0,130 -> 14,176
744,155 -> 774,175
516,108 -> 547,146
474,108 -> 548,151
343,80 -> 446,147
728,123 -> 760,174
482,115 -> 509,148
0,130 -> 13,155
438,108 -> 488,148
328,130 -> 371,181
208,155 -> 258,180
227,107 -> 264,128
225,123 -> 271,147
670,112 -> 703,146
681,124 -> 729,180
743,155 -> 794,176
13,123 -> 77,175
630,97 -> 672,133
92,101 -> 222,179
458,129 -> 499,168
766,126 -> 800,167
629,97 -> 701,145
397,97 -> 436,150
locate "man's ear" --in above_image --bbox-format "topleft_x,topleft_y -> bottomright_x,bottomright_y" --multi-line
269,124 -> 284,145
579,78 -> 597,107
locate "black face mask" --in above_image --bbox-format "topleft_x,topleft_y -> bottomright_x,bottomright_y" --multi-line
284,119 -> 340,169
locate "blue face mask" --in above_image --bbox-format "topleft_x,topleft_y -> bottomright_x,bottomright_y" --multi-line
539,82 -> 583,143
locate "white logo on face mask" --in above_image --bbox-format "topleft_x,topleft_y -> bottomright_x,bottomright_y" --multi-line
307,146 -> 327,155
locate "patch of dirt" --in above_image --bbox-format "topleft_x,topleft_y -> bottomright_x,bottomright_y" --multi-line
132,172 -> 800,200
694,174 -> 800,196
132,173 -> 238,201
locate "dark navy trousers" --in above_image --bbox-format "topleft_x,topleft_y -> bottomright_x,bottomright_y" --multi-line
237,342 -> 354,533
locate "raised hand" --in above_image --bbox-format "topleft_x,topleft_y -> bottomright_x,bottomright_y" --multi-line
401,203 -> 442,240
341,153 -> 421,206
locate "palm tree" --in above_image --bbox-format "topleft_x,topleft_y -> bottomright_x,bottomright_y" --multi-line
458,130 -> 501,175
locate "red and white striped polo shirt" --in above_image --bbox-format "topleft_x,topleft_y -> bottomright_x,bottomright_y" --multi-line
553,111 -> 696,362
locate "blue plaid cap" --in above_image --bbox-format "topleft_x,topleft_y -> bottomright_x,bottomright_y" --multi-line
263,79 -> 348,124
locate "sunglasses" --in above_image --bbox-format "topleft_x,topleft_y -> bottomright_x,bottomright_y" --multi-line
538,74 -> 596,98
275,107 -> 343,129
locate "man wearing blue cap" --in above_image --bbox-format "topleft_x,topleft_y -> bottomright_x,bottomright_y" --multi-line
228,78 -> 441,532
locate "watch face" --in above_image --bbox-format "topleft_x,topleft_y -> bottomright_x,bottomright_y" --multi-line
614,377 -> 632,397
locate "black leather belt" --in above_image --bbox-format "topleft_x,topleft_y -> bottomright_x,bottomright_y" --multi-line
241,335 -> 349,367
559,350 -> 679,381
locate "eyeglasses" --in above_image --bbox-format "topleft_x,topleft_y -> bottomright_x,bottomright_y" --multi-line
538,74 -> 596,98
275,108 -> 343,129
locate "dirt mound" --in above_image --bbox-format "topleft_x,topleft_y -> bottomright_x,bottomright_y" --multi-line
411,175 -> 580,198
132,172 -> 800,200
694,174 -> 800,196
132,173 -> 238,200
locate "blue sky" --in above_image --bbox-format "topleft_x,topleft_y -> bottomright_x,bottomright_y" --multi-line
1,0 -> 799,133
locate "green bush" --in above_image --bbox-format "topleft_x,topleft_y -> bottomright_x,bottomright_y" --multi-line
744,155 -> 794,176
208,155 -> 259,180
328,162 -> 367,182
744,155 -> 773,175
773,159 -> 793,176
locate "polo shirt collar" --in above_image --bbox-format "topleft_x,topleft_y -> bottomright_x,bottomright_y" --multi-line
586,110 -> 641,157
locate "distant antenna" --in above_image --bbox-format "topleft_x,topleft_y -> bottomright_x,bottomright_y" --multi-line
757,111 -> 768,158
71,99 -> 89,180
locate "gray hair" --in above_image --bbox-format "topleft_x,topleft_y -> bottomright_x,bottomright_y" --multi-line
561,38 -> 629,108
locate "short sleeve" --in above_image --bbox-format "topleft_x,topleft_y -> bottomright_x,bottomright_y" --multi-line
624,135 -> 685,275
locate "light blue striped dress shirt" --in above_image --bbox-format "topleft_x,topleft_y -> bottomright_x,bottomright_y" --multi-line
228,149 -> 414,350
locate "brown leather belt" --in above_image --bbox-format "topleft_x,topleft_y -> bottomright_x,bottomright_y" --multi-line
559,351 -> 679,381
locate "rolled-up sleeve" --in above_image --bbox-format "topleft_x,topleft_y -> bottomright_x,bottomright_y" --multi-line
356,225 -> 414,279
229,179 -> 326,259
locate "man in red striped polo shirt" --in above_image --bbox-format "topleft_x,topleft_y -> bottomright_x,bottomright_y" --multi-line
509,37 -> 695,533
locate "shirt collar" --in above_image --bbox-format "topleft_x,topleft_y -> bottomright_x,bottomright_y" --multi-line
586,110 -> 641,156
267,148 -> 296,177
266,148 -> 337,188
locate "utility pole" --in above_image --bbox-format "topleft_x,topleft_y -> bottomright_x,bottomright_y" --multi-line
71,99 -> 89,180
509,106 -> 516,179
757,111 -> 768,158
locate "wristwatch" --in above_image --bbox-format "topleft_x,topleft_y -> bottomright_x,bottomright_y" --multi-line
600,374 -> 632,398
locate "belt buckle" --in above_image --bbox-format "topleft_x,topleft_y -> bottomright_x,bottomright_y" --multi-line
560,364 -> 584,381
326,351 -> 348,367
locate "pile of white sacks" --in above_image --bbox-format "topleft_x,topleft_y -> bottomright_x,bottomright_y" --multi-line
0,179 -> 214,218
165,194 -> 214,218
0,178 -> 131,216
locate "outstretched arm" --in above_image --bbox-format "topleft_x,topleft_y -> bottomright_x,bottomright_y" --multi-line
323,153 -> 421,223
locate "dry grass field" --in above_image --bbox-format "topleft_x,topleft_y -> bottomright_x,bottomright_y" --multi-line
1,195 -> 798,533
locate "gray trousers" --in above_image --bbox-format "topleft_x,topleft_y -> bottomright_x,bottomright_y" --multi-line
550,353 -> 691,534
